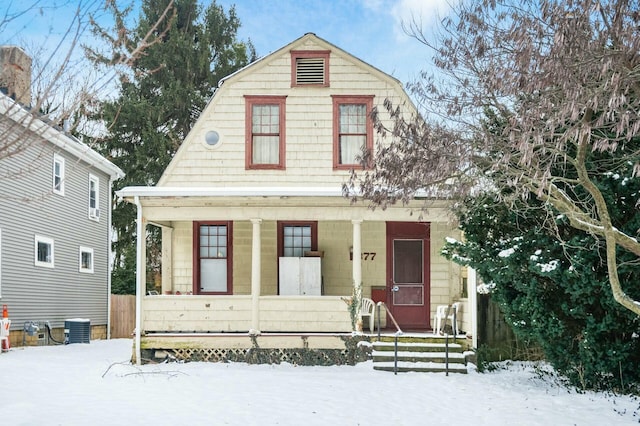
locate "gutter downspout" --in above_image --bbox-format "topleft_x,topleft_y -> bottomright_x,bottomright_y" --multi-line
134,196 -> 143,365
107,178 -> 114,340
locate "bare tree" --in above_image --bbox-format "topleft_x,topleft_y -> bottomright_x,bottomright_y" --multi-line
349,0 -> 640,315
0,0 -> 173,173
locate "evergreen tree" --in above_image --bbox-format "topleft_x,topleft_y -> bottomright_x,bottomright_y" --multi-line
91,0 -> 255,293
442,145 -> 640,391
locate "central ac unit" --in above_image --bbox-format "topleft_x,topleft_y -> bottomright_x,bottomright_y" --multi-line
64,319 -> 90,344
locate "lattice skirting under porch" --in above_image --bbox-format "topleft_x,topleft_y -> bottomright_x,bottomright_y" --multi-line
141,346 -> 366,366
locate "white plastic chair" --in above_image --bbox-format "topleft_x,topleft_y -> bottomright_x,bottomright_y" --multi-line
434,302 -> 461,335
359,298 -> 375,332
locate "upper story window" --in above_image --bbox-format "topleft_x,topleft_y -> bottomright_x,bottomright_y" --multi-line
332,95 -> 374,170
34,235 -> 54,268
53,154 -> 65,195
245,95 -> 286,170
291,50 -> 330,87
88,174 -> 100,221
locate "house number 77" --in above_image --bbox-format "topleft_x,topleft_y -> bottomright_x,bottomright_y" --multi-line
351,252 -> 377,260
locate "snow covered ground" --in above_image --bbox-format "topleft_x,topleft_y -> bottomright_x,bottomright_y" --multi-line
1,339 -> 638,425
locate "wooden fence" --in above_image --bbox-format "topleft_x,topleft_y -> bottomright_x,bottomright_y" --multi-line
110,294 -> 135,338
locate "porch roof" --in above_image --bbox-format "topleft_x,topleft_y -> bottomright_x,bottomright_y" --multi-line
115,185 -> 450,222
116,185 -> 346,199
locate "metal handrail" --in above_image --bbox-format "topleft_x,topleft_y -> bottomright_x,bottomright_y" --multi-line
375,302 -> 402,338
375,302 -> 403,374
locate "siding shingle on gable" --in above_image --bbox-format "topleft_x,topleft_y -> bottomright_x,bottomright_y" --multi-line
160,38 -> 412,189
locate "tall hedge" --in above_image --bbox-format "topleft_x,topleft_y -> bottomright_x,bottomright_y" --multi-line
443,171 -> 640,391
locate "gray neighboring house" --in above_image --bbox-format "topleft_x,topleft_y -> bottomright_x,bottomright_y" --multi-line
0,46 -> 124,346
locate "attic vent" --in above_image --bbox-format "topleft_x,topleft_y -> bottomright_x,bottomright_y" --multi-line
296,57 -> 325,85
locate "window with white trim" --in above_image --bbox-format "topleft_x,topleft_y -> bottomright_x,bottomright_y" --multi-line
79,246 -> 94,273
34,235 -> 54,268
88,174 -> 100,220
53,154 -> 65,195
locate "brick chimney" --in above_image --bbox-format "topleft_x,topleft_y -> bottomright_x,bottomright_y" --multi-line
0,46 -> 32,106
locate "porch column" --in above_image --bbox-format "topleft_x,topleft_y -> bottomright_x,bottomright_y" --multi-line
352,219 -> 363,313
468,267 -> 478,349
161,226 -> 173,294
250,219 -> 262,334
134,196 -> 146,366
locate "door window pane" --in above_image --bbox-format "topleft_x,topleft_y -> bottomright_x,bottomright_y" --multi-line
393,285 -> 424,305
393,240 -> 423,283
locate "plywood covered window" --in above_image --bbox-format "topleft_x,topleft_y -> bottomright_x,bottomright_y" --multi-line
332,95 -> 374,170
193,222 -> 233,294
245,96 -> 286,170
291,50 -> 330,87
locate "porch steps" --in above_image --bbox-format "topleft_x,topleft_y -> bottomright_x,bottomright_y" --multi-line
372,336 -> 469,374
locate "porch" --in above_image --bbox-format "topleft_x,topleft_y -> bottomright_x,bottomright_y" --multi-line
117,187 -> 476,364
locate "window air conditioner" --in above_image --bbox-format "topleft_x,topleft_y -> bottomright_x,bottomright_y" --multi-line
89,207 -> 100,219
